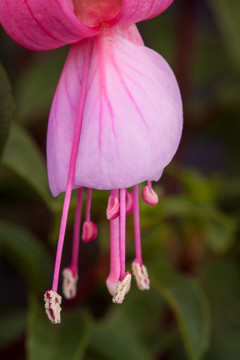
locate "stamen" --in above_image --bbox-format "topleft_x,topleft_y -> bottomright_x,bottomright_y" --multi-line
44,290 -> 62,324
82,188 -> 98,242
141,181 -> 159,206
126,191 -> 134,215
119,188 -> 126,281
62,188 -> 83,299
106,189 -> 120,220
45,43 -> 93,323
62,268 -> 78,299
112,189 -> 132,304
132,185 -> 150,290
106,194 -> 120,295
71,187 -> 84,271
132,259 -> 150,290
85,188 -> 92,222
133,185 -> 142,265
112,272 -> 131,304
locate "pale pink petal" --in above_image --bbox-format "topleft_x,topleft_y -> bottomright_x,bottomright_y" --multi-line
47,24 -> 182,195
112,0 -> 173,26
0,0 -> 99,50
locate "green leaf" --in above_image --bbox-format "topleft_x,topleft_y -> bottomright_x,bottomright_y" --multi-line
1,122 -> 55,209
87,291 -> 165,359
27,297 -> 91,360
209,0 -> 240,71
15,49 -> 67,124
89,323 -> 153,360
201,259 -> 240,359
0,62 -> 15,156
150,262 -> 210,360
204,218 -> 236,255
0,310 -> 26,347
0,220 -> 51,293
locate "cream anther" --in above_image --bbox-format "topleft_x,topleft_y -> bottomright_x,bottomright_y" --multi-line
44,290 -> 62,324
132,260 -> 150,290
112,273 -> 131,304
62,268 -> 78,299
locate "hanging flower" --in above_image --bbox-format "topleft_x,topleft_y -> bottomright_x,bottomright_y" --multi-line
0,0 -> 183,324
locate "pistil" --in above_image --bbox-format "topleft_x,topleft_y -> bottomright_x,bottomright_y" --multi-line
44,42 -> 93,324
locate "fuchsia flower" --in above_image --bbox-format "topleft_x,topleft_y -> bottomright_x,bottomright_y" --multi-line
0,0 -> 183,324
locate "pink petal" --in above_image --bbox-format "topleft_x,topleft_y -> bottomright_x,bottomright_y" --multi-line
0,0 -> 99,50
47,24 -> 182,196
112,0 -> 173,26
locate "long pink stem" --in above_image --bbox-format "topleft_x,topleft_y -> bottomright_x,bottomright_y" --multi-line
52,44 -> 92,292
133,185 -> 142,265
71,187 -> 84,271
85,188 -> 92,222
119,188 -> 126,281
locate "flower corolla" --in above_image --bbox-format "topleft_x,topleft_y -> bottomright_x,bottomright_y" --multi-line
0,0 -> 183,324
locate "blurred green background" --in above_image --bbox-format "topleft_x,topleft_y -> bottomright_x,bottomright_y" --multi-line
0,0 -> 240,359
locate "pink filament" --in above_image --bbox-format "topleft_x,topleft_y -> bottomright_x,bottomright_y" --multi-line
119,188 -> 126,281
109,216 -> 120,279
106,190 -> 120,292
110,190 -> 120,278
133,185 -> 143,265
52,44 -> 92,292
85,188 -> 92,222
147,181 -> 152,190
71,187 -> 84,272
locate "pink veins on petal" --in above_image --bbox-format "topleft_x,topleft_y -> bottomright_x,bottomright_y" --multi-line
47,25 -> 182,195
